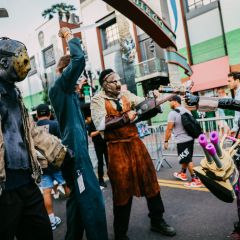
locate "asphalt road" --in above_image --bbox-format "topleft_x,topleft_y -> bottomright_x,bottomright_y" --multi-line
52,151 -> 238,240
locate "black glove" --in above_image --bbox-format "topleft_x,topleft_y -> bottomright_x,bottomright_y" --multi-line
218,98 -> 240,111
185,93 -> 199,106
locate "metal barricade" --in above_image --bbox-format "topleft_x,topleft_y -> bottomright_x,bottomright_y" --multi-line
141,116 -> 234,171
140,125 -> 172,171
88,116 -> 234,172
197,116 -> 234,133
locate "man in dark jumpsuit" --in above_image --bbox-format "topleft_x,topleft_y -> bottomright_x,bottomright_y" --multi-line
49,28 -> 108,240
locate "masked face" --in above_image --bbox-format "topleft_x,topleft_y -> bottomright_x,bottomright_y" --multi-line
0,38 -> 31,83
12,47 -> 31,81
103,73 -> 122,98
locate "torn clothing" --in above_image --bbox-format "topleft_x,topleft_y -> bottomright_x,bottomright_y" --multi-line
0,83 -> 67,194
91,90 -> 144,132
91,92 -> 159,206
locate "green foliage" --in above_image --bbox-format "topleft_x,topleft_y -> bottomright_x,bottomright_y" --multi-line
41,8 -> 54,20
41,2 -> 76,20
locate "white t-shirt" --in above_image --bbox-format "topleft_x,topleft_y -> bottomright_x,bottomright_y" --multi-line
167,106 -> 193,143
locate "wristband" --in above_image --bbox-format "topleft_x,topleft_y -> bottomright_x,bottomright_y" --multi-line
164,140 -> 168,143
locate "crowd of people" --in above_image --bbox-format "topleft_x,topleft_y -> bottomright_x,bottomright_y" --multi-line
1,26 -> 240,240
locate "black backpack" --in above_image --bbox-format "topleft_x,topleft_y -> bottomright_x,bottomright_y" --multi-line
174,109 -> 202,138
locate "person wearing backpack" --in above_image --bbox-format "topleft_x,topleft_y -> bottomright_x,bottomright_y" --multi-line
164,95 -> 203,188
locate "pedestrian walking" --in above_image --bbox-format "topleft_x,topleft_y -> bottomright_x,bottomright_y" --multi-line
36,103 -> 70,230
164,95 -> 203,187
49,27 -> 108,240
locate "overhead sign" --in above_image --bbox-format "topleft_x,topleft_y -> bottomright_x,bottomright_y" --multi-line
102,0 -> 177,49
101,0 -> 193,76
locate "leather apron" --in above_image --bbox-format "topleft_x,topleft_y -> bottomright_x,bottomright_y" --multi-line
105,96 -> 160,206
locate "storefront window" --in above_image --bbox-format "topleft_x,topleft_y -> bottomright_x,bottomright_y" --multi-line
100,20 -> 120,50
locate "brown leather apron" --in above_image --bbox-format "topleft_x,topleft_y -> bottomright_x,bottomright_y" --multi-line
105,96 -> 160,206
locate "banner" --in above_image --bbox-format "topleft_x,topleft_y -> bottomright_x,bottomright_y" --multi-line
170,0 -> 178,32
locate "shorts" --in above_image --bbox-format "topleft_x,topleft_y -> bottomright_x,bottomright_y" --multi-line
177,140 -> 194,164
40,170 -> 66,189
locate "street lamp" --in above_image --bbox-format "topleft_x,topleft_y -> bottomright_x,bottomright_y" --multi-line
0,8 -> 9,18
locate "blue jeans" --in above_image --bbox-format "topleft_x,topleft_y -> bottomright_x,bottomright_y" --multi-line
40,171 -> 65,189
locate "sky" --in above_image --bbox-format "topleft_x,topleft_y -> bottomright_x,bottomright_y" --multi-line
0,0 -> 80,42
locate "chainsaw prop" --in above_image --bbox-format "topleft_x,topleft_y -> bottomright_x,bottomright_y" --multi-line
194,131 -> 239,203
133,93 -> 176,123
133,81 -> 195,123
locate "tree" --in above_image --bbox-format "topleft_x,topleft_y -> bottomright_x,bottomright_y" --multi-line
41,3 -> 76,22
52,3 -> 65,21
41,8 -> 55,20
64,4 -> 76,22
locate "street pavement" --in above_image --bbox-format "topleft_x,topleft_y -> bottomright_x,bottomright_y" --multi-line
52,140 -> 237,240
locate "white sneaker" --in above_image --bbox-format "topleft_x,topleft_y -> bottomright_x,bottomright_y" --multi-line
53,191 -> 60,199
51,216 -> 61,230
57,185 -> 66,197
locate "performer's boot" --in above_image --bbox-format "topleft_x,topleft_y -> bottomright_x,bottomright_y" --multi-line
147,193 -> 176,236
230,222 -> 240,240
234,222 -> 240,232
150,218 -> 176,236
113,198 -> 132,240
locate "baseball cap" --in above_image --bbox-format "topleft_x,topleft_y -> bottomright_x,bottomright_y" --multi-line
169,95 -> 181,104
36,104 -> 50,117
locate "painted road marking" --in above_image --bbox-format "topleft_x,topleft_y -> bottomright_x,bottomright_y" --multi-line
103,176 -> 209,192
158,179 -> 209,192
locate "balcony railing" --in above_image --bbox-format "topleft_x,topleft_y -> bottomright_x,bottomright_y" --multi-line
187,0 -> 217,11
135,58 -> 168,82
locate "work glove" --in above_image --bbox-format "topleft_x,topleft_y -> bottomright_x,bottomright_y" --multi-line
185,93 -> 199,106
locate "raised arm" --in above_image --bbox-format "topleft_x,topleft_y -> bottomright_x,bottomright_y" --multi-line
218,98 -> 240,111
186,94 -> 240,112
55,27 -> 85,93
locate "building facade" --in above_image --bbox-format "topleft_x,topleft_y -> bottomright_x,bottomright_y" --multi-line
18,16 -> 82,111
80,0 -> 176,94
79,0 -> 178,122
171,0 -> 240,95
